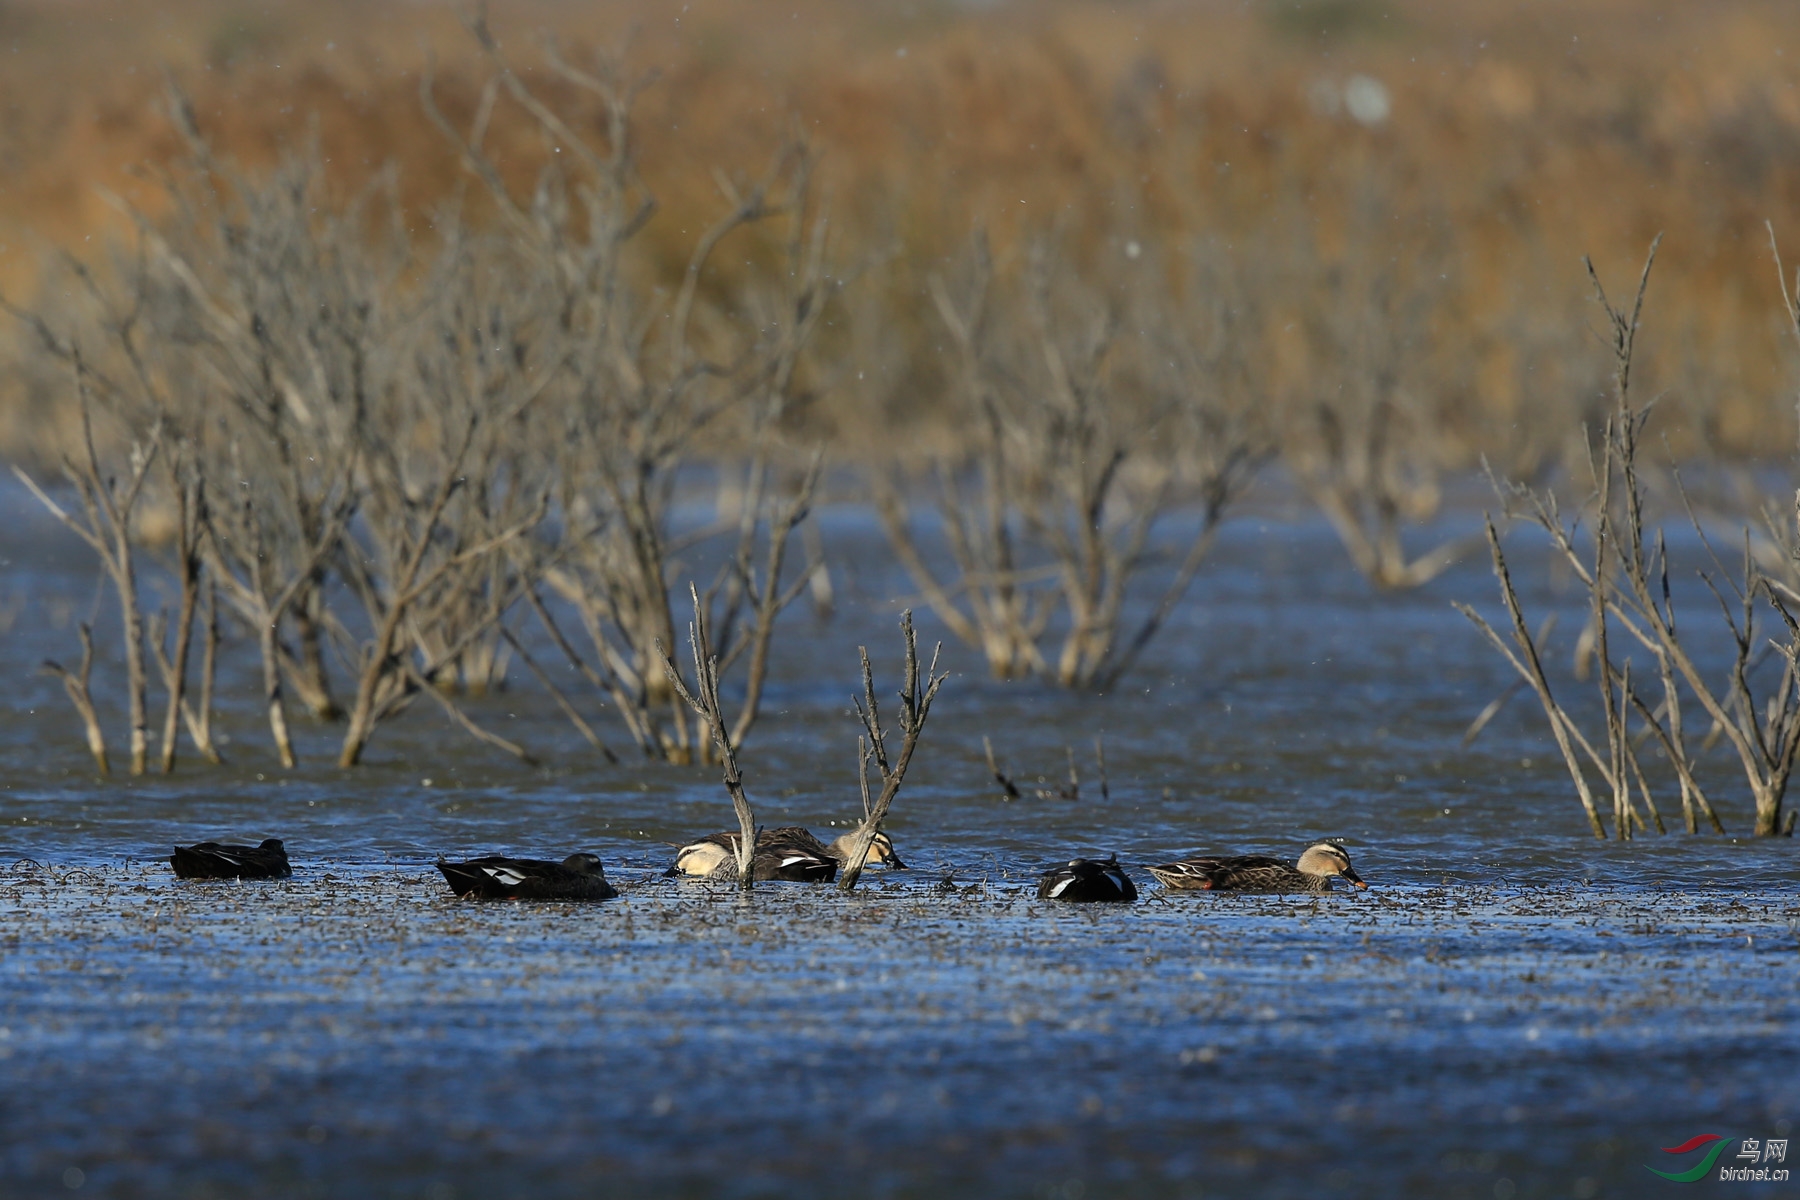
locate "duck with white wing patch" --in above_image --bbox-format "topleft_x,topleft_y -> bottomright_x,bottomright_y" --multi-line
436,852 -> 619,900
1037,855 -> 1138,903
669,826 -> 906,883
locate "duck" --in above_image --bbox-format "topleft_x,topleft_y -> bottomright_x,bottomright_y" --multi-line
1036,855 -> 1138,903
170,838 -> 292,880
669,827 -> 906,883
1147,840 -> 1366,893
436,852 -> 619,901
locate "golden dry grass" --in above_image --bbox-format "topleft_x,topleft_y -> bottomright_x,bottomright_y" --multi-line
3,0 -> 1800,459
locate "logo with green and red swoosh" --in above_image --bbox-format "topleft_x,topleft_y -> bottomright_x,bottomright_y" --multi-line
1646,1134 -> 1734,1182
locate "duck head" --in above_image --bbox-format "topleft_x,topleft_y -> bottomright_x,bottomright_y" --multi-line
671,841 -> 733,877
1298,841 -> 1366,888
830,829 -> 908,869
561,852 -> 606,875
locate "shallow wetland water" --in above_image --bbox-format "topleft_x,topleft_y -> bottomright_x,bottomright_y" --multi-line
1,488 -> 1796,1198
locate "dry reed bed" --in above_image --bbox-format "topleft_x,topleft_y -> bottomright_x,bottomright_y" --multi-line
4,0 -> 1800,456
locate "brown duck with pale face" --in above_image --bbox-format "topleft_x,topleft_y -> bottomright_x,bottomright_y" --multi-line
670,827 -> 906,883
1148,841 -> 1367,893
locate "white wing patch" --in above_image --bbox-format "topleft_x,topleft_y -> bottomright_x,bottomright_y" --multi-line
482,866 -> 527,886
779,856 -> 815,868
1048,877 -> 1073,898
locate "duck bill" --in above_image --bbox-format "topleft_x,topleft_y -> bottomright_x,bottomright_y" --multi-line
887,853 -> 909,870
1341,868 -> 1367,889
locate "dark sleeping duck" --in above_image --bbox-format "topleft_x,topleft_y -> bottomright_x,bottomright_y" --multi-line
436,853 -> 619,901
670,827 -> 906,883
170,839 -> 292,880
1147,840 -> 1366,893
1037,855 -> 1138,903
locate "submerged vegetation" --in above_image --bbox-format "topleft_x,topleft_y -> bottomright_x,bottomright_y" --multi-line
1462,236 -> 1800,840
10,26 -> 837,775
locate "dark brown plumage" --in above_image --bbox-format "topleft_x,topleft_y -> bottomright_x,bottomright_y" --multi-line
170,839 -> 292,880
1147,841 -> 1366,893
670,826 -> 905,883
1036,855 -> 1138,903
435,853 -> 619,901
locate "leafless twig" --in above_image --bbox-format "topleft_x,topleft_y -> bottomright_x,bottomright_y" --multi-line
658,584 -> 758,889
838,610 -> 947,892
41,624 -> 108,776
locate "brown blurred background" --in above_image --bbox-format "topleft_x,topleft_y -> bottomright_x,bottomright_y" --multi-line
2,0 -> 1799,462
